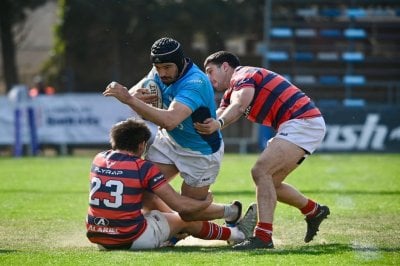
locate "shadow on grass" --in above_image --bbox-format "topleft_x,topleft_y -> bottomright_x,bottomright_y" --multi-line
212,190 -> 400,196
1,189 -> 398,196
0,189 -> 86,194
144,243 -> 400,255
0,249 -> 18,253
3,244 -> 398,255
300,189 -> 400,195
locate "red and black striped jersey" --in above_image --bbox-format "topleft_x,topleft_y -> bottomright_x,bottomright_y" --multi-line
220,66 -> 321,130
86,150 -> 166,247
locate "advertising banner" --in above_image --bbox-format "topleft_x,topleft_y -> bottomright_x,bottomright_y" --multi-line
0,94 -> 154,146
1,94 -> 399,152
319,106 -> 400,152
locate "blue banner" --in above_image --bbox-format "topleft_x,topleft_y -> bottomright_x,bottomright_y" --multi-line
319,106 -> 400,152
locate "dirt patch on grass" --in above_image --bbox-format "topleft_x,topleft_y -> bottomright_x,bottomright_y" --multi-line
176,236 -> 228,247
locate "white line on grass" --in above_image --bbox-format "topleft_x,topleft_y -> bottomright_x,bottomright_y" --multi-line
351,241 -> 382,261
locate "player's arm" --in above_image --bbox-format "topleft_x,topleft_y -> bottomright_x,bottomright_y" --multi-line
216,106 -> 226,117
219,86 -> 254,127
194,86 -> 255,134
103,81 -> 192,130
153,182 -> 212,213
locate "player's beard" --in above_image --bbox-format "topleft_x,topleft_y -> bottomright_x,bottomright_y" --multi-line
160,72 -> 179,85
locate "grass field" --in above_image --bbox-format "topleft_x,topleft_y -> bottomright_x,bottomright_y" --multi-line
0,153 -> 399,265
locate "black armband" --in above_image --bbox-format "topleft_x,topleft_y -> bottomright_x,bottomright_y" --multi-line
218,118 -> 225,128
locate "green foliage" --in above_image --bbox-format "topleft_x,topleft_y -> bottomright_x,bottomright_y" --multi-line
42,0 -> 67,86
0,0 -> 49,90
0,0 -> 48,24
45,0 -> 265,92
0,154 -> 399,265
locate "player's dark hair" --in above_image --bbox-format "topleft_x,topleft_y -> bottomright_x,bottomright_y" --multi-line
150,37 -> 185,74
204,51 -> 240,68
110,119 -> 151,153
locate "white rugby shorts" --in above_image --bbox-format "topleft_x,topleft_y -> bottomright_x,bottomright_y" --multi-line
146,129 -> 224,187
130,210 -> 170,250
273,116 -> 326,154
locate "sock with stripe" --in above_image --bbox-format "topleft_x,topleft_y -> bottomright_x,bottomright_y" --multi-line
196,221 -> 231,240
300,199 -> 320,218
255,222 -> 273,243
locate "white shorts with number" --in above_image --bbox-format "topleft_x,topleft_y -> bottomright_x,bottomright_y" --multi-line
130,210 -> 170,250
146,129 -> 224,188
273,116 -> 326,154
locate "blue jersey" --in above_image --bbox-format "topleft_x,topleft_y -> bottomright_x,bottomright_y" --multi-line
147,60 -> 222,155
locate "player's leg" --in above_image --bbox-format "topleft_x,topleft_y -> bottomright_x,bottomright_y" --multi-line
170,143 -> 242,223
154,162 -> 180,180
276,182 -> 307,208
177,183 -> 240,223
275,171 -> 330,243
255,138 -> 300,237
163,212 -> 251,244
272,147 -> 306,208
101,210 -> 247,250
127,210 -> 172,250
234,137 -> 302,249
145,129 -> 241,224
273,117 -> 330,243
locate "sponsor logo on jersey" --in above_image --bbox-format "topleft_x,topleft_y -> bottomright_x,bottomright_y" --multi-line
187,79 -> 203,84
88,225 -> 119,234
93,166 -> 123,176
152,174 -> 164,183
94,217 -> 109,226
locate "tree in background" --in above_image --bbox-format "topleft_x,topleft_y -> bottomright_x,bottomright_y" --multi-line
0,0 -> 48,92
46,0 -> 264,92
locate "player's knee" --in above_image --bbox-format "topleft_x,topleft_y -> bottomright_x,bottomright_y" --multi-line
251,164 -> 274,184
251,165 -> 264,183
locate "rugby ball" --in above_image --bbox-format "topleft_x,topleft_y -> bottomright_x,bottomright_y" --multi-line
133,78 -> 163,109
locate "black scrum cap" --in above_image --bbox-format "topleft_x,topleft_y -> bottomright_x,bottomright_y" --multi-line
150,37 -> 185,74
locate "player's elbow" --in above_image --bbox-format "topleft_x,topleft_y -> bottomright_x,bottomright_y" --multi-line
237,103 -> 249,114
163,124 -> 177,131
160,117 -> 181,131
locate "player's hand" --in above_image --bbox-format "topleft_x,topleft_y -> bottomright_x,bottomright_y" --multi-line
194,118 -> 220,135
204,191 -> 213,206
103,81 -> 132,104
128,87 -> 159,104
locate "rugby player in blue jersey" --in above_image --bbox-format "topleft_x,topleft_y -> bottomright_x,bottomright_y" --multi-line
103,38 -> 256,243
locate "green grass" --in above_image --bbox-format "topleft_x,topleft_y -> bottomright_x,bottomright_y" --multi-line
0,153 -> 399,265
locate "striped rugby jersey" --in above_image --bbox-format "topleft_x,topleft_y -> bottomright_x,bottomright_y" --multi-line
220,66 -> 321,130
86,150 -> 166,247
